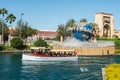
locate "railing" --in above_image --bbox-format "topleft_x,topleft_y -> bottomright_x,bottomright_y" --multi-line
102,68 -> 106,80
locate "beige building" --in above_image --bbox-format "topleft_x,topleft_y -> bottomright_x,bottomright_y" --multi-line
36,30 -> 57,40
95,12 -> 114,38
113,30 -> 120,38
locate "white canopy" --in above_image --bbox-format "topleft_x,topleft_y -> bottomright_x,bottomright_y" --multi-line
30,47 -> 46,50
50,49 -> 75,52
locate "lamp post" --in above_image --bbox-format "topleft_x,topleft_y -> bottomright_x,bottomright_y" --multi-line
2,18 -> 4,44
19,13 -> 24,38
0,18 -> 3,44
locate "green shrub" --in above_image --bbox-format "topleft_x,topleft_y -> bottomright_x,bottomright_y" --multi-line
114,39 -> 120,48
0,45 -> 4,51
4,46 -> 14,50
10,38 -> 26,50
34,39 -> 48,47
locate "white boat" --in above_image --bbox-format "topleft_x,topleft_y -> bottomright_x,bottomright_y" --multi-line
22,47 -> 78,61
22,54 -> 78,61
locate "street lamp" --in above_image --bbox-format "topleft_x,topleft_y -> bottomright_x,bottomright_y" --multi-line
1,18 -> 4,44
19,13 -> 24,38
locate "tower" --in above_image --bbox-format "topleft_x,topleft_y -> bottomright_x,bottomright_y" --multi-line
95,12 -> 114,38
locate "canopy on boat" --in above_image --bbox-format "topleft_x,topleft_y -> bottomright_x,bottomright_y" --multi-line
30,47 -> 48,50
50,49 -> 75,52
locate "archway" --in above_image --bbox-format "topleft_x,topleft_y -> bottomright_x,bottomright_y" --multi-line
95,12 -> 114,38
103,24 -> 111,38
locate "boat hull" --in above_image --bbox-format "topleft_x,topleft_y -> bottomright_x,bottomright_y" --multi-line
22,54 -> 78,61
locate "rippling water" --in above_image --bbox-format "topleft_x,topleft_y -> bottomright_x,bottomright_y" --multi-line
0,53 -> 120,80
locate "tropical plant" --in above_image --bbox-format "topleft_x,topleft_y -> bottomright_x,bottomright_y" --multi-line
10,38 -> 26,50
89,23 -> 98,30
5,13 -> 16,44
66,18 -> 76,37
0,8 -> 8,43
66,18 -> 76,27
15,20 -> 37,39
56,24 -> 66,41
79,18 -> 87,26
0,45 -> 4,51
6,13 -> 16,36
34,39 -> 48,47
80,18 -> 87,23
0,20 -> 9,42
89,23 -> 99,42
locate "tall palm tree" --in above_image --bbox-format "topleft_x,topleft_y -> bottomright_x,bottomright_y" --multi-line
57,24 -> 66,41
89,23 -> 99,43
0,8 -> 8,44
5,13 -> 16,44
66,18 -> 76,37
89,23 -> 98,31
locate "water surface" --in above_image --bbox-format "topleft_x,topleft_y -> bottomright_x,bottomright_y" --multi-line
0,53 -> 120,80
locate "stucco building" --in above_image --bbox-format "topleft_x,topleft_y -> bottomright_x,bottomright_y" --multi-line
36,30 -> 57,40
113,30 -> 120,38
95,12 -> 115,38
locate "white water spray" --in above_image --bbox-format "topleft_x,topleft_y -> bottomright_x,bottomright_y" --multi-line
55,37 -> 114,48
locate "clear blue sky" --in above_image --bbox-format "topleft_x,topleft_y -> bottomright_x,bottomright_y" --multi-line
0,0 -> 120,30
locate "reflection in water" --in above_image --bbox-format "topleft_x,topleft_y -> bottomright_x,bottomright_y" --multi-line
0,54 -> 120,80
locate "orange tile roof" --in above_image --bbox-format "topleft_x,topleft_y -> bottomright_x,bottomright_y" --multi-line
37,31 -> 57,35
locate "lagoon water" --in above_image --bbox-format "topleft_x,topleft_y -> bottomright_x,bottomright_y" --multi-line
0,53 -> 120,80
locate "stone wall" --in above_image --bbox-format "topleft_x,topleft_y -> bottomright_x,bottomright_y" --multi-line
52,44 -> 115,56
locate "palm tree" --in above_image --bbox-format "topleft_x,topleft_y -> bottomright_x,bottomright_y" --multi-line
89,23 -> 99,43
0,8 -> 8,44
66,18 -> 76,37
5,13 -> 16,44
89,23 -> 98,31
79,18 -> 87,26
57,24 -> 66,41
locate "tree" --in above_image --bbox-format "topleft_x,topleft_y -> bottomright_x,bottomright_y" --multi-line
0,20 -> 9,42
89,23 -> 99,31
34,39 -> 48,47
0,45 -> 4,51
80,18 -> 87,23
15,20 -> 37,39
89,23 -> 99,35
10,38 -> 26,50
56,24 -> 66,41
0,8 -> 8,44
89,23 -> 99,42
5,13 -> 16,44
114,39 -> 120,49
66,18 -> 76,37
79,18 -> 87,26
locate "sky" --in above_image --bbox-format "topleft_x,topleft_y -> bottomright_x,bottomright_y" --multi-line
0,0 -> 120,30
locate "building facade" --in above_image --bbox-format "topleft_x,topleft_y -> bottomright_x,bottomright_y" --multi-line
26,30 -> 57,45
36,30 -> 57,40
95,12 -> 114,38
113,30 -> 120,38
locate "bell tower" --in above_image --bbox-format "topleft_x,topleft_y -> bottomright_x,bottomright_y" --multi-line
95,12 -> 114,38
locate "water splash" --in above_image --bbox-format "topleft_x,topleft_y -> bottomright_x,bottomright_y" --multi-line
55,37 -> 114,47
